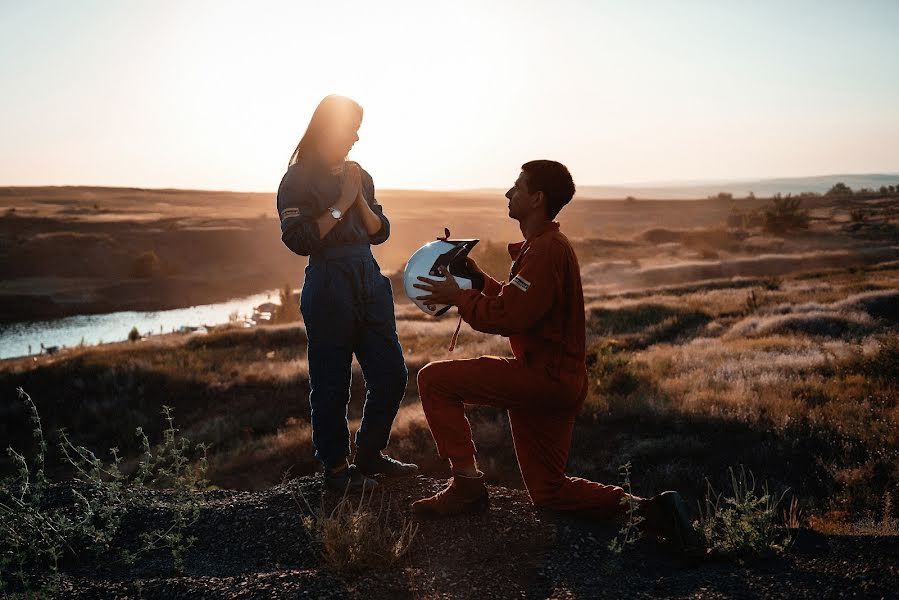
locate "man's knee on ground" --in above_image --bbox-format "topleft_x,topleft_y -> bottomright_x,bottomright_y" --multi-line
527,481 -> 567,509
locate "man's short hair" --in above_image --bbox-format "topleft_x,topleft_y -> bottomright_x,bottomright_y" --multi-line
521,160 -> 576,219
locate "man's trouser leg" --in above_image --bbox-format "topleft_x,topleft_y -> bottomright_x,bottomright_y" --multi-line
417,356 -> 626,517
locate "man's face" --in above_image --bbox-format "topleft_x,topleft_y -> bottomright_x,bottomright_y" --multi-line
505,171 -> 534,221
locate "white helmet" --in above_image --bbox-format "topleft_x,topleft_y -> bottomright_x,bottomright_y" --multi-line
403,237 -> 484,316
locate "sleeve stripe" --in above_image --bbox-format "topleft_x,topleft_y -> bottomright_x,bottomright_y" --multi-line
280,207 -> 301,220
510,275 -> 530,292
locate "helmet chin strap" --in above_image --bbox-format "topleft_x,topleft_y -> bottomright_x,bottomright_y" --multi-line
437,226 -> 463,351
448,315 -> 463,352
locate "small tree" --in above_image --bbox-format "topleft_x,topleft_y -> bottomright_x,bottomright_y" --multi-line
825,182 -> 853,198
129,250 -> 162,278
128,326 -> 141,342
274,283 -> 300,323
763,196 -> 810,234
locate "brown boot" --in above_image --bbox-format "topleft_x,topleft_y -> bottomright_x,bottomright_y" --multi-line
638,491 -> 704,555
412,473 -> 489,519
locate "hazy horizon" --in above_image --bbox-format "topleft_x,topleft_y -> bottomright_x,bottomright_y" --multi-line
2,1 -> 898,191
3,171 -> 898,198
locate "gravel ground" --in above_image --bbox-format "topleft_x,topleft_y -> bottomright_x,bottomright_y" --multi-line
10,476 -> 898,599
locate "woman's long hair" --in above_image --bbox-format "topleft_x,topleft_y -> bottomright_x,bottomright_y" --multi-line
288,95 -> 363,167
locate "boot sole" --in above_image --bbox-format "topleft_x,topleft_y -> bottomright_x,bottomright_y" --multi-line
659,492 -> 703,554
412,493 -> 490,520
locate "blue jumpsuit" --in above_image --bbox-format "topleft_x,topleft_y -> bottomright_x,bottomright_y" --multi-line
276,158 -> 408,469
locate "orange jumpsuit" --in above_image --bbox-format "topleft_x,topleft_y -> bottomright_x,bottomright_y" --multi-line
417,221 -> 626,516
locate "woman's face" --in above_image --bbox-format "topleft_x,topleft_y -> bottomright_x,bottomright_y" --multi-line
321,115 -> 361,163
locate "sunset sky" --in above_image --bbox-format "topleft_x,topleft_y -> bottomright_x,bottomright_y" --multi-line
1,0 -> 898,192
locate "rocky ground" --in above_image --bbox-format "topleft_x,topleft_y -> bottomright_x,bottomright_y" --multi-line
10,476 -> 897,599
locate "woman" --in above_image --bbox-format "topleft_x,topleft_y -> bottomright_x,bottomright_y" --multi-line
277,94 -> 416,491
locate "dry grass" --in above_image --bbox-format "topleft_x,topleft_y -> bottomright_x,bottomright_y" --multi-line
3,194 -> 898,531
293,486 -> 418,573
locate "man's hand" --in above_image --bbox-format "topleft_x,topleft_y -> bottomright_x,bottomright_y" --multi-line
413,266 -> 463,309
463,257 -> 485,278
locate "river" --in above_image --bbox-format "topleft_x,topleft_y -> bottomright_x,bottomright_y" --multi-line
0,289 -> 280,360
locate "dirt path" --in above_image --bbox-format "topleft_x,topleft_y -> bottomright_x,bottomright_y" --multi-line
16,477 -> 895,599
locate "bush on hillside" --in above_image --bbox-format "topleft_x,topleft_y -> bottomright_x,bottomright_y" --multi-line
763,196 -> 810,234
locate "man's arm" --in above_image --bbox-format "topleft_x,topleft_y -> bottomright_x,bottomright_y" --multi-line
455,244 -> 558,336
481,276 -> 503,296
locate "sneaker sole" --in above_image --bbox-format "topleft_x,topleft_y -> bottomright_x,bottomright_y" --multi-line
357,467 -> 420,479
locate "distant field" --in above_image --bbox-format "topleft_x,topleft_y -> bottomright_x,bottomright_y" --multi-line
0,184 -> 876,323
2,190 -> 897,534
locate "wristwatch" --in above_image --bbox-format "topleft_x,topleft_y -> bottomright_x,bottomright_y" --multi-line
327,206 -> 343,220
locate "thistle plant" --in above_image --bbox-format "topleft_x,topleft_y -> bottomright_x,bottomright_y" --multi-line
1,389 -> 209,592
608,462 -> 644,554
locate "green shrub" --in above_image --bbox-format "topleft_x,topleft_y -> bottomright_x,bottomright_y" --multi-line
587,341 -> 642,399
128,326 -> 140,342
696,466 -> 793,560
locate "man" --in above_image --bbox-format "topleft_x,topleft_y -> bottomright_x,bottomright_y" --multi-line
412,160 -> 699,551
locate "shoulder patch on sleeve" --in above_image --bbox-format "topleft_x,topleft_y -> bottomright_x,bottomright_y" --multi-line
510,275 -> 531,292
279,207 -> 300,220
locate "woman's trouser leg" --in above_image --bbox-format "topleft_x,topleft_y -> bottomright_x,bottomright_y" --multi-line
307,342 -> 354,469
354,272 -> 408,453
301,262 -> 356,470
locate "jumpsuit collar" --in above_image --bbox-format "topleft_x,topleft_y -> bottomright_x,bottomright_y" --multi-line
507,221 -> 560,259
300,153 -> 345,176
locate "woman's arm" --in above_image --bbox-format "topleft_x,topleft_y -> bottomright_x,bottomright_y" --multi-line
355,188 -> 385,236
315,163 -> 362,239
278,163 -> 362,256
356,169 -> 390,244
